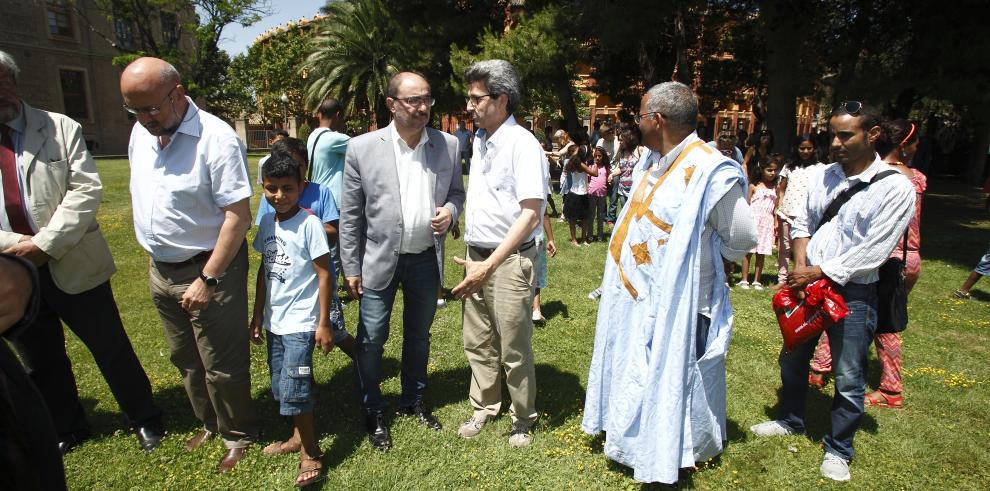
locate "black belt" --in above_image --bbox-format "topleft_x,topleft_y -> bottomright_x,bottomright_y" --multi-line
157,249 -> 212,267
469,239 -> 536,260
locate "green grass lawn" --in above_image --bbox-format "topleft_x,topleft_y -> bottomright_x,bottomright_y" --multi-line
58,157 -> 990,489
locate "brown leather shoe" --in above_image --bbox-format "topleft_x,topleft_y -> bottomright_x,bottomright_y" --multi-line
217,447 -> 249,473
184,430 -> 215,452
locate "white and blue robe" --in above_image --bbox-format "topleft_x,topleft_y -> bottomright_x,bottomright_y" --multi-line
582,133 -> 748,484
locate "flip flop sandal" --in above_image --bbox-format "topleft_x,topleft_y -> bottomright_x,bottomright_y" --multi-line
954,290 -> 972,299
296,456 -> 324,487
865,390 -> 904,409
263,440 -> 301,455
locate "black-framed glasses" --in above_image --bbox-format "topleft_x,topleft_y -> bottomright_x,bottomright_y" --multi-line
465,94 -> 492,106
634,112 -> 657,125
835,100 -> 862,115
393,95 -> 435,108
123,86 -> 177,116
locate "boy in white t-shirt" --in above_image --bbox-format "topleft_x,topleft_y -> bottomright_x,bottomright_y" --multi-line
250,152 -> 334,487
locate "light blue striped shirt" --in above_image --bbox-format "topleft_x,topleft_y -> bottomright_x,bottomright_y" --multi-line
791,156 -> 915,285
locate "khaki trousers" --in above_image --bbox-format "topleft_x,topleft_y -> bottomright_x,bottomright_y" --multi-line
149,242 -> 257,448
462,245 -> 538,424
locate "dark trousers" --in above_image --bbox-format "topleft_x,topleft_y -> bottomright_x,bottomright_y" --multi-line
11,266 -> 161,440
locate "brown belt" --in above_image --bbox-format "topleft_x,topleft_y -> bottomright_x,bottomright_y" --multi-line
469,239 -> 536,260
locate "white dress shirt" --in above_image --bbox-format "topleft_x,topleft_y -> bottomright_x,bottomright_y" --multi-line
791,156 -> 915,285
389,123 -> 434,254
128,98 -> 253,262
464,115 -> 549,248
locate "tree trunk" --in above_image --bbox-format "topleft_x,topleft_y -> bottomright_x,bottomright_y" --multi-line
552,66 -> 582,138
965,119 -> 990,185
762,1 -> 803,154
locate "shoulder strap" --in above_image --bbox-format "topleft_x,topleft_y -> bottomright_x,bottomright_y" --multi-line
307,128 -> 330,181
817,169 -> 899,230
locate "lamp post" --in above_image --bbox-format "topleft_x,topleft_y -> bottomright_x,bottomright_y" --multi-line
280,92 -> 289,130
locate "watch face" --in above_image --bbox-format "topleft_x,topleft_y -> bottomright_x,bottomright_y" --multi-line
201,274 -> 219,286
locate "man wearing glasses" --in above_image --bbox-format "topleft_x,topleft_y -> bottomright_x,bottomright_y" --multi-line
120,57 -> 257,473
582,82 -> 756,484
750,101 -> 914,482
452,60 -> 549,448
0,50 -> 164,457
339,72 -> 464,451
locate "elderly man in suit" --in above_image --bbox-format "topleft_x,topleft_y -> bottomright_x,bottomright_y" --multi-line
340,71 -> 464,451
0,50 -> 164,455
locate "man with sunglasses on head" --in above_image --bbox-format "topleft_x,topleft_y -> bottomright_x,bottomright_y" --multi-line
582,82 -> 756,484
0,50 -> 164,457
750,101 -> 914,482
120,57 -> 257,473
339,72 -> 464,451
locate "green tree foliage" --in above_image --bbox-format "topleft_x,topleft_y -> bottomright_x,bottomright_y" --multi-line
304,0 -> 404,127
224,28 -> 313,124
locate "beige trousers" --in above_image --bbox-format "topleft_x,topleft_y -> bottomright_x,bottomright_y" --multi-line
462,245 -> 538,424
149,242 -> 257,448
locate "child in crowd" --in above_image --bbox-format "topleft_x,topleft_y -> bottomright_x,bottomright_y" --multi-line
255,138 -> 355,358
548,129 -> 576,222
250,152 -> 335,487
775,135 -> 826,284
739,155 -> 779,290
563,139 -> 597,246
532,213 -> 557,322
587,147 -> 610,242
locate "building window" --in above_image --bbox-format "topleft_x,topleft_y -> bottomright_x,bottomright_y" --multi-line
46,0 -> 74,38
115,17 -> 136,50
59,69 -> 89,120
161,12 -> 179,48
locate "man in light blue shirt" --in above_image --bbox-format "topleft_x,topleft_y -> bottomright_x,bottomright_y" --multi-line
307,96 -> 349,208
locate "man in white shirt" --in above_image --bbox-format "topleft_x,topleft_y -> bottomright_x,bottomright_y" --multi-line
339,72 -> 464,451
120,57 -> 257,473
750,101 -> 914,482
452,60 -> 548,448
454,119 -> 473,166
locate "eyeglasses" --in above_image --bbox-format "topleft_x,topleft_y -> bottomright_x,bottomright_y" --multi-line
634,112 -> 657,125
123,86 -> 177,116
835,100 -> 862,115
465,94 -> 492,106
394,95 -> 435,108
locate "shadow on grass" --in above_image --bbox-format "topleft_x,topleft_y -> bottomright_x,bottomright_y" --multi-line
917,178 -> 990,270
761,383 -> 879,442
541,300 -> 569,321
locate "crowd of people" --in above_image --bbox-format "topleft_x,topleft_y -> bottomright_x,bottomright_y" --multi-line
0,45 -> 987,488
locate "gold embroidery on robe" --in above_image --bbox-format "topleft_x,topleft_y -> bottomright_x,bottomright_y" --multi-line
630,241 -> 652,266
683,165 -> 696,186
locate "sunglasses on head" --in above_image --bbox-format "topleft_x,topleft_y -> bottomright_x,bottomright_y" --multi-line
835,100 -> 862,115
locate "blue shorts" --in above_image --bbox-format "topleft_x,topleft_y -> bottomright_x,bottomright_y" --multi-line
976,243 -> 990,276
535,236 -> 548,289
266,330 -> 316,416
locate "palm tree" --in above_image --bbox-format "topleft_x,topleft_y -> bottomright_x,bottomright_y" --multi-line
303,0 -> 405,128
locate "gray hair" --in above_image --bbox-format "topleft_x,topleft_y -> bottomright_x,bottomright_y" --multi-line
465,59 -> 522,114
0,50 -> 20,82
645,82 -> 698,131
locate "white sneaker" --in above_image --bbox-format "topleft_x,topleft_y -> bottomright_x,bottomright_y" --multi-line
750,420 -> 799,437
458,416 -> 486,439
738,281 -> 750,290
437,298 -> 447,309
821,452 -> 851,481
532,310 -> 546,322
752,282 -> 764,290
587,287 -> 602,300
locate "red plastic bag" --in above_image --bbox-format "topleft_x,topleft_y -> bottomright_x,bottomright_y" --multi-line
773,279 -> 850,352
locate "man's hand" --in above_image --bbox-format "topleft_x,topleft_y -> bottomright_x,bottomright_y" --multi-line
787,265 -> 824,291
546,240 -> 557,258
3,237 -> 50,267
431,207 -> 452,235
345,275 -> 363,300
315,325 -> 335,354
451,256 -> 495,299
0,257 -> 32,334
180,278 -> 214,312
249,317 -> 264,346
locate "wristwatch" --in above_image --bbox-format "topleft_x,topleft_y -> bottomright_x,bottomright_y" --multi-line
199,272 -> 220,287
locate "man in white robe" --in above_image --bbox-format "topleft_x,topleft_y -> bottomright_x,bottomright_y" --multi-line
582,82 -> 757,484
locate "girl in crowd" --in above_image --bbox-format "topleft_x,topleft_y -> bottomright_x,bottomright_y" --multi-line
810,120 -> 925,409
775,134 -> 826,284
739,155 -> 779,289
563,135 -> 597,246
548,129 -> 575,222
608,125 -> 644,217
587,147 -> 610,242
743,129 -> 774,177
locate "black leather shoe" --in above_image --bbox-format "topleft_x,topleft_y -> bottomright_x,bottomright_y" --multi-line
134,424 -> 167,453
364,411 -> 392,451
397,401 -> 442,431
57,430 -> 92,456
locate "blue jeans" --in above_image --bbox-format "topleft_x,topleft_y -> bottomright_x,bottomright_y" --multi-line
777,282 -> 877,460
354,248 -> 440,411
266,330 -> 316,416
